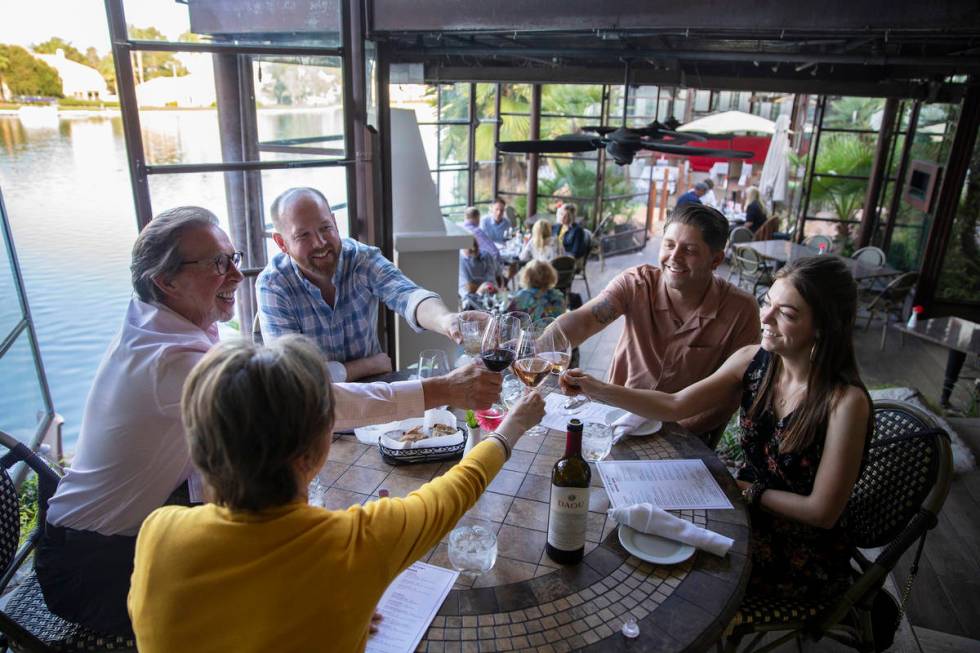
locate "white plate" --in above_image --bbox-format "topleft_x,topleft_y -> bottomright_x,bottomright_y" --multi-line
618,525 -> 695,565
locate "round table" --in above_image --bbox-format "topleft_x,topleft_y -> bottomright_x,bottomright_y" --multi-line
319,424 -> 750,652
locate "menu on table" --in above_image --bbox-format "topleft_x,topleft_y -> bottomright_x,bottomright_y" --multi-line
597,459 -> 734,510
365,561 -> 459,653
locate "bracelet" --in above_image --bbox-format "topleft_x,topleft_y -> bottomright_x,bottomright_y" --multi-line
485,432 -> 512,461
742,480 -> 767,508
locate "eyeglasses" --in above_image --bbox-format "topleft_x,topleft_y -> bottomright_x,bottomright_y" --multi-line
179,251 -> 243,275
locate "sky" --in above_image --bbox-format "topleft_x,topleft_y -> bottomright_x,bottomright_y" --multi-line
0,0 -> 192,54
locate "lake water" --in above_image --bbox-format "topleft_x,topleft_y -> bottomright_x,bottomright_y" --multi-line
0,110 -> 348,452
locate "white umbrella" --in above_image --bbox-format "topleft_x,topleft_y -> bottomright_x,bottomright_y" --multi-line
677,110 -> 776,135
759,114 -> 790,210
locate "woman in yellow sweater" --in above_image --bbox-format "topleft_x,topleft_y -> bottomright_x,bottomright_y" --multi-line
127,335 -> 545,652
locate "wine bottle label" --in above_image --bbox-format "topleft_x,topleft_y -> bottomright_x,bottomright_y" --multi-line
548,485 -> 589,551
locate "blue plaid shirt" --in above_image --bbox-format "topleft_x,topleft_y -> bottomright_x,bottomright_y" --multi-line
480,215 -> 512,243
257,239 -> 438,362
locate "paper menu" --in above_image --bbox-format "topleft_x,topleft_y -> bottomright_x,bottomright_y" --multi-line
597,459 -> 734,510
365,562 -> 459,653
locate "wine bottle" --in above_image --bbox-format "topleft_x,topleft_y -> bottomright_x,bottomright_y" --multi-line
546,419 -> 591,564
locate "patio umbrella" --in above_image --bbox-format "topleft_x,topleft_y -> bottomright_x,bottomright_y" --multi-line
759,114 -> 790,210
677,110 -> 776,136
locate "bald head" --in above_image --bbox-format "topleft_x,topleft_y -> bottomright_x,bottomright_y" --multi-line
271,187 -> 332,232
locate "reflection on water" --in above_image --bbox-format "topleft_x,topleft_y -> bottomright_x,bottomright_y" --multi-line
0,110 -> 347,451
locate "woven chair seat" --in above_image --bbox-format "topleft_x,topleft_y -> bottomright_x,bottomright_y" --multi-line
729,593 -> 826,629
4,572 -> 135,652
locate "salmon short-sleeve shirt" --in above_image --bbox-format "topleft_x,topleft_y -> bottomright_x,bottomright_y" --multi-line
599,265 -> 761,434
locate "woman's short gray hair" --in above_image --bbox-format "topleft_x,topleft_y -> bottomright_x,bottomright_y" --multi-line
131,206 -> 219,302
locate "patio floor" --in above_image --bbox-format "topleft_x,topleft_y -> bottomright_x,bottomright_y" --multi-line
571,236 -> 980,651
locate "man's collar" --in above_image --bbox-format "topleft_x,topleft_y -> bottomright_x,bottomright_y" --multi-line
653,270 -> 722,320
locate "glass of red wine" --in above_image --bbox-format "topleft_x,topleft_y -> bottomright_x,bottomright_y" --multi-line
480,314 -> 520,418
512,324 -> 553,437
480,314 -> 519,373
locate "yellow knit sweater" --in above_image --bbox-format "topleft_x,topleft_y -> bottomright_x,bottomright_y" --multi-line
128,440 -> 504,652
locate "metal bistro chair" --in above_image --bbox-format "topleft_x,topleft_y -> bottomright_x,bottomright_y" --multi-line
859,271 -> 919,350
731,246 -> 775,302
726,227 -> 756,274
851,246 -> 886,267
722,399 -> 952,653
550,255 -> 577,300
0,431 -> 136,652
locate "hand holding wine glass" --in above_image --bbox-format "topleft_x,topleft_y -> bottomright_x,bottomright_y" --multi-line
513,324 -> 553,436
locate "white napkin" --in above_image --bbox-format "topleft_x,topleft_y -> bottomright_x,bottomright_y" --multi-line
611,412 -> 651,443
609,503 -> 733,557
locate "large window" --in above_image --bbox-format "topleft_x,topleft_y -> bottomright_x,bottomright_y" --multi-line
0,188 -> 55,447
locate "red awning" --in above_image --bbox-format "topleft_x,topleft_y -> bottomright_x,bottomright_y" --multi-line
682,136 -> 771,172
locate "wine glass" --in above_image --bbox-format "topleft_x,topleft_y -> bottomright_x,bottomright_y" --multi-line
506,311 -> 532,332
513,324 -> 552,437
457,311 -> 491,365
480,314 -> 519,374
534,318 -> 572,382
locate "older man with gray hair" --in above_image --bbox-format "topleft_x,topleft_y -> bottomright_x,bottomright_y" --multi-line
674,181 -> 708,209
36,206 -> 501,637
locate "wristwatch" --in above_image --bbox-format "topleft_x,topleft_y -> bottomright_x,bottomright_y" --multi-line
742,480 -> 767,508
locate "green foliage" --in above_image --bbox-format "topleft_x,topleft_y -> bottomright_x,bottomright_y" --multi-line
810,134 -> 874,221
129,26 -> 188,81
716,414 -> 744,468
823,97 -> 884,130
0,44 -> 62,97
33,37 -> 86,64
58,96 -> 119,108
18,475 -> 39,547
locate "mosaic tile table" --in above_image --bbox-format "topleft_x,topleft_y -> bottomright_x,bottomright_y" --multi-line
318,424 -> 750,652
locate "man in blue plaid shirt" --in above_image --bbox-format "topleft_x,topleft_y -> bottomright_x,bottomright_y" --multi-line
257,188 -> 462,381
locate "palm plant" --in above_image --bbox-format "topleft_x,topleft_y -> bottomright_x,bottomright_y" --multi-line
810,133 -> 875,222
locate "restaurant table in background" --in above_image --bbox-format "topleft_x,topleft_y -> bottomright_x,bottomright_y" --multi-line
741,240 -> 900,282
892,316 -> 980,407
316,419 -> 750,651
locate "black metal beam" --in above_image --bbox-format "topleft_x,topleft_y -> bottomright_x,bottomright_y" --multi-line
420,65 -> 967,101
882,101 -> 920,252
370,0 -> 980,33
104,0 -> 153,229
859,98 -> 899,247
915,80 -> 980,312
144,159 -> 353,174
120,39 -> 343,57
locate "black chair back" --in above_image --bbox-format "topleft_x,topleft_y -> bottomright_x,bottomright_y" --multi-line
842,400 -> 951,548
551,255 -> 576,294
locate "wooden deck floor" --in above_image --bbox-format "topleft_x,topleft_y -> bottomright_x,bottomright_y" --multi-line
571,238 -> 980,647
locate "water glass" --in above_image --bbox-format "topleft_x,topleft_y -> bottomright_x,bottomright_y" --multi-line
458,312 -> 491,357
581,422 -> 613,462
418,349 -> 450,380
308,477 -> 328,507
448,525 -> 498,576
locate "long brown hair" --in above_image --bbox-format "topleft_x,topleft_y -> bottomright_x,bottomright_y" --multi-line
748,256 -> 870,452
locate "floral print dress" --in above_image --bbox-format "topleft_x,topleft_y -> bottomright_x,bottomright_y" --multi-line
736,348 -> 856,601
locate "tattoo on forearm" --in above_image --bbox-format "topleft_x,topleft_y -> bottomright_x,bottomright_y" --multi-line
591,298 -> 619,325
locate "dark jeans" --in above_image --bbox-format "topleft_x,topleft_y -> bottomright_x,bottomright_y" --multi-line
35,523 -> 138,636
35,481 -> 193,635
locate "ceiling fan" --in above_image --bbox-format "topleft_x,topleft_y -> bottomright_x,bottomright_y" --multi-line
496,61 -> 755,166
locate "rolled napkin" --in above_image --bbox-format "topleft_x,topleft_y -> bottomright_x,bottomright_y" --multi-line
610,411 -> 652,444
609,503 -> 734,557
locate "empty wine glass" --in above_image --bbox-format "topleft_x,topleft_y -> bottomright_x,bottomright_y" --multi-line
506,311 -> 532,331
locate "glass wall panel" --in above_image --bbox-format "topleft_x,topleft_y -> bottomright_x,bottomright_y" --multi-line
936,123 -> 980,303
0,330 -> 48,444
822,97 -> 886,130
0,219 -> 20,338
123,0 -> 342,48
